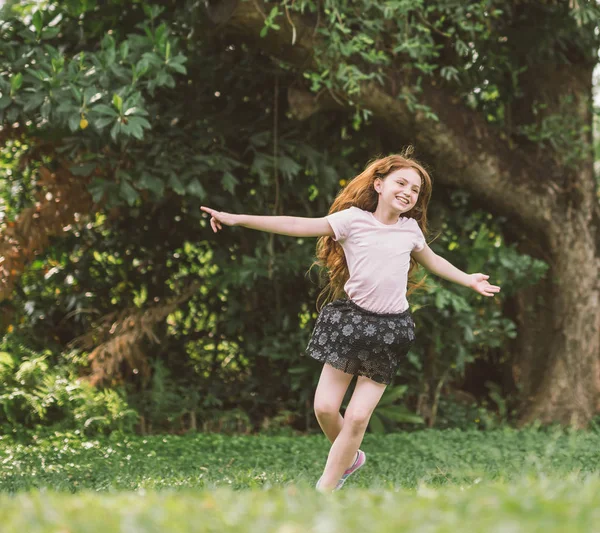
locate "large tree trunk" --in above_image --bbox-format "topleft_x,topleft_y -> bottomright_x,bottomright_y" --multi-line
517,200 -> 600,426
213,1 -> 600,426
508,54 -> 600,426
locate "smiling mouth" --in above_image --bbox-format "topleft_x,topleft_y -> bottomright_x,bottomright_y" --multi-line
396,196 -> 410,206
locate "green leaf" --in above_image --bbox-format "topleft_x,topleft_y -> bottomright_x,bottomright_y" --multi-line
70,163 -> 96,177
464,325 -> 475,343
123,93 -> 142,112
93,104 -> 118,117
168,174 -> 186,195
69,85 -> 81,101
378,385 -> 408,406
168,62 -> 187,74
187,178 -> 206,199
83,87 -> 100,104
139,173 -> 165,196
119,179 -> 139,206
0,352 -> 16,371
32,11 -> 43,34
6,106 -> 18,123
10,73 -> 23,93
368,413 -> 386,434
88,178 -> 109,203
249,131 -> 271,147
120,42 -> 129,60
102,33 -> 115,51
128,116 -> 151,129
0,95 -> 12,110
41,27 -> 60,40
123,116 -> 150,140
68,114 -> 80,132
135,60 -> 150,78
95,116 -> 114,129
23,92 -> 45,112
26,68 -> 50,81
123,120 -> 142,140
112,93 -> 123,113
378,407 -> 424,424
221,172 -> 239,194
110,121 -> 121,141
278,155 -> 302,180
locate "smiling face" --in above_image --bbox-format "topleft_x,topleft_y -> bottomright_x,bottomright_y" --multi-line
374,167 -> 422,214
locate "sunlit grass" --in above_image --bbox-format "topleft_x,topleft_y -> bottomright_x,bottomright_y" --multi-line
2,428 -> 600,531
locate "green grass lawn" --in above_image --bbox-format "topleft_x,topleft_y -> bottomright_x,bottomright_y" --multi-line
1,428 -> 600,531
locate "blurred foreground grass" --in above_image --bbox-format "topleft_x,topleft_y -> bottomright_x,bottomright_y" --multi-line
2,476 -> 600,532
1,428 -> 600,531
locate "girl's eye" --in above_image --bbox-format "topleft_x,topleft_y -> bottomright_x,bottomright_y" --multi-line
398,180 -> 419,193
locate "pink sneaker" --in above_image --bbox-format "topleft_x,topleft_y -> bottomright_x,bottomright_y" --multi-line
316,450 -> 366,491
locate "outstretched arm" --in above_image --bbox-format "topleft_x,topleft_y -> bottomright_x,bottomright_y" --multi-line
200,206 -> 334,238
411,242 -> 501,297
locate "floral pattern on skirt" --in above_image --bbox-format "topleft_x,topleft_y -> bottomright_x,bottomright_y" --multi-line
306,298 -> 416,385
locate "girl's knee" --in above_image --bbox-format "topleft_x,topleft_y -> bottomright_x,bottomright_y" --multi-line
345,409 -> 372,431
314,401 -> 339,419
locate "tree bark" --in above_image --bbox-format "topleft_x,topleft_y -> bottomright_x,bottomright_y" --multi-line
214,1 -> 600,426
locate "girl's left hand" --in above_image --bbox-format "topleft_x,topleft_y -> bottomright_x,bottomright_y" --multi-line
469,273 -> 501,297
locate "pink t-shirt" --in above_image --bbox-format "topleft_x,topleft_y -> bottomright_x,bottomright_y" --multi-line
325,206 -> 426,314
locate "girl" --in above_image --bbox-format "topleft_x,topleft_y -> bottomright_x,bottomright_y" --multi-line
200,152 -> 500,492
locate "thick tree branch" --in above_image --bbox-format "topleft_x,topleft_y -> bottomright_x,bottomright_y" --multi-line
217,1 -> 557,236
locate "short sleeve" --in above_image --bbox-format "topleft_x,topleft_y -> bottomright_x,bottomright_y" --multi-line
325,207 -> 358,243
411,219 -> 426,252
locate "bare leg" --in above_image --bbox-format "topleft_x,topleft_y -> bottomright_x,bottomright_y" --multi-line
317,375 -> 386,492
313,363 -> 354,444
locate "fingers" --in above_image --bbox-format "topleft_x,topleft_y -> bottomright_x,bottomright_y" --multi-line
476,274 -> 500,296
482,285 -> 501,297
210,217 -> 222,233
475,276 -> 501,297
201,206 -> 223,234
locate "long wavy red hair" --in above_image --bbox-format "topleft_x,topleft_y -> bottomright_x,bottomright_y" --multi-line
311,150 -> 433,311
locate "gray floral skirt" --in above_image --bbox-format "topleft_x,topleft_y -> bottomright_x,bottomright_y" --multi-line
306,298 -> 416,385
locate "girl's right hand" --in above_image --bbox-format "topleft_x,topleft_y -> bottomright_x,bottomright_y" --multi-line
200,206 -> 238,233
